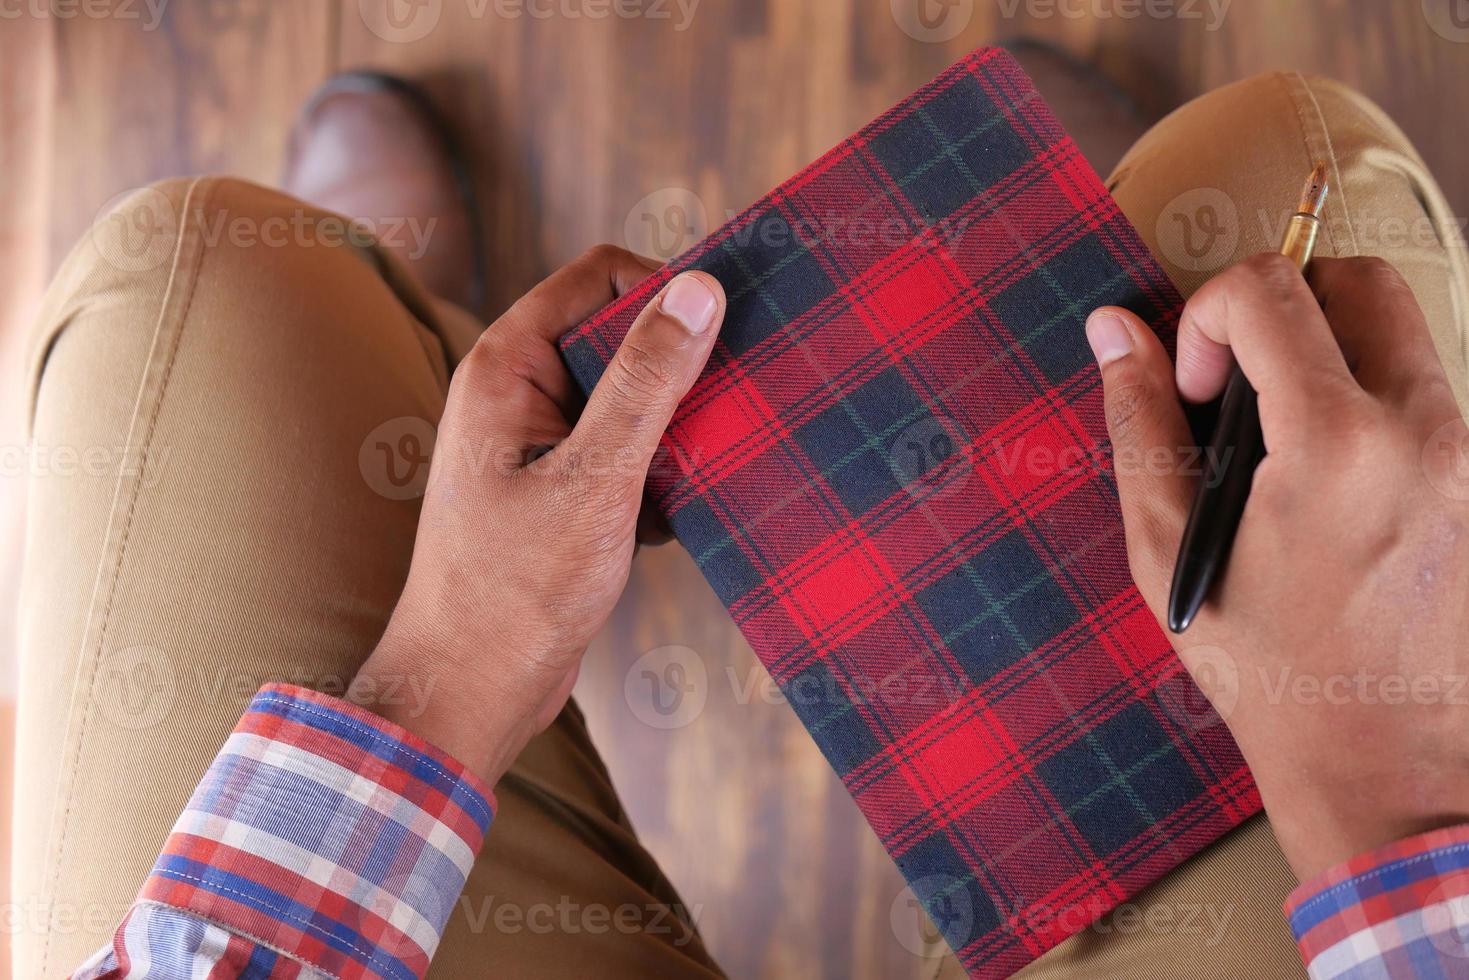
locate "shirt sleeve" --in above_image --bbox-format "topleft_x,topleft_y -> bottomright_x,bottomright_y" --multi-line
1284,824 -> 1469,979
71,683 -> 495,980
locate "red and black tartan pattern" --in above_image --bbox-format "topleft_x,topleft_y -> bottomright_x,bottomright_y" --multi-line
561,48 -> 1259,978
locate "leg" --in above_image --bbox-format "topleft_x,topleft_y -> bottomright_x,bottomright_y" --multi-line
13,176 -> 721,978
924,72 -> 1469,980
1113,71 -> 1469,413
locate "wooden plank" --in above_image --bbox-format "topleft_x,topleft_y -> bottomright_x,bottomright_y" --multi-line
44,1 -> 337,269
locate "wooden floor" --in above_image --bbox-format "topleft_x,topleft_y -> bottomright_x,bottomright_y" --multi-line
3,2 -> 1467,978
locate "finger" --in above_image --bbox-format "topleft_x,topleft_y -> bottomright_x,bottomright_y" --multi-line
475,328 -> 583,429
1175,252 -> 1361,446
464,245 -> 659,437
1086,306 -> 1198,607
500,244 -> 659,344
1307,256 -> 1458,417
562,271 -> 725,497
1172,323 -> 1234,405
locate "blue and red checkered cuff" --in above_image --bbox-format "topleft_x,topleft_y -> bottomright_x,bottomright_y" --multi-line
1285,824 -> 1469,978
136,683 -> 494,980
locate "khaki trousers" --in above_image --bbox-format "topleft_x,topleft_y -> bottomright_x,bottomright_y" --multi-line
13,72 -> 1466,980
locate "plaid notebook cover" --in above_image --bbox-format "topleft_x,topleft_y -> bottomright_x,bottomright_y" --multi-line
561,47 -> 1259,977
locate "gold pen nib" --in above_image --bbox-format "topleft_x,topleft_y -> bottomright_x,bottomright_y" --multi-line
1297,161 -> 1329,217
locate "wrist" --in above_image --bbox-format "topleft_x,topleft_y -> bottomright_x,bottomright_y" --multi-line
1265,769 -> 1469,882
350,614 -> 536,787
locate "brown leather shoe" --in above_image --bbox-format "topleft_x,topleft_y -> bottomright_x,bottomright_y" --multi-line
281,72 -> 486,314
1001,38 -> 1152,180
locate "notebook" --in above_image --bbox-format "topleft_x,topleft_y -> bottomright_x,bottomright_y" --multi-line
560,47 -> 1258,978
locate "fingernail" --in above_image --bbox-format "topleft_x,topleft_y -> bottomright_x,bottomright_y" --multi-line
661,274 -> 719,335
1086,312 -> 1133,367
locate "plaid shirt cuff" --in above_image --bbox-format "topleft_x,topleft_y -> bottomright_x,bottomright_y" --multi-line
123,683 -> 494,980
1285,824 -> 1469,979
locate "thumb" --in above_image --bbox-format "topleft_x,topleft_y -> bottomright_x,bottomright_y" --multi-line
1085,306 -> 1196,608
565,271 -> 726,494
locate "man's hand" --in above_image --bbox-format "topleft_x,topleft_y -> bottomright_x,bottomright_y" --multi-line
1086,253 -> 1469,882
354,245 -> 725,785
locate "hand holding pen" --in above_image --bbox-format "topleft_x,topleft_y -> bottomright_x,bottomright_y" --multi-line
1169,164 -> 1330,632
1083,244 -> 1469,882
